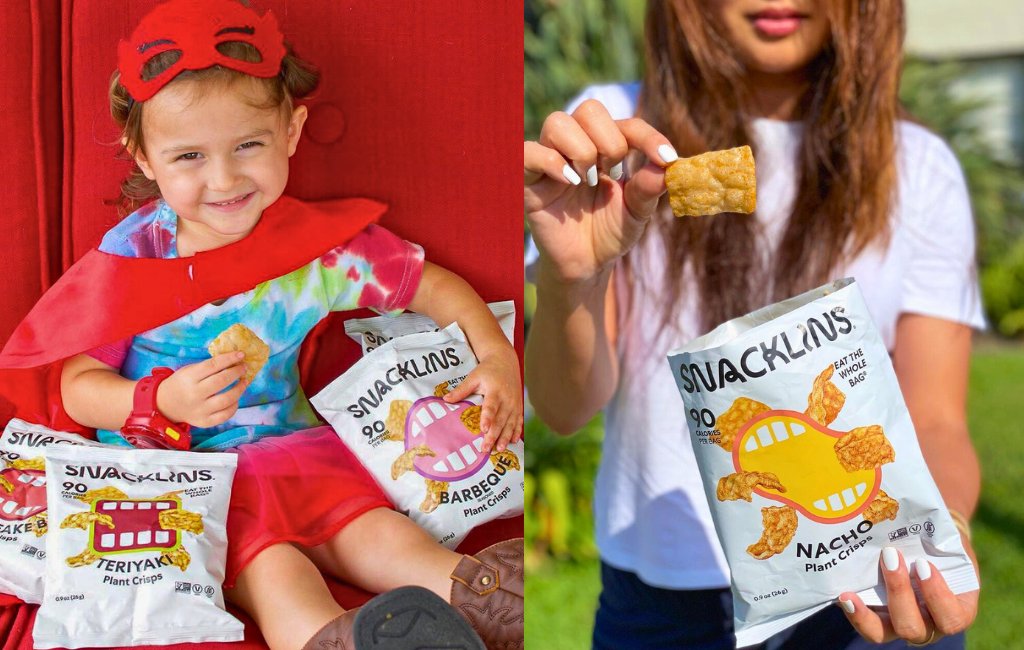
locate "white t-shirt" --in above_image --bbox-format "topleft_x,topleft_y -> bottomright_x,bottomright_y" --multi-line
527,82 -> 986,590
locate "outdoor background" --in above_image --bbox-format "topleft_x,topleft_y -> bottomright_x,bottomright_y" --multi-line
524,0 -> 1024,648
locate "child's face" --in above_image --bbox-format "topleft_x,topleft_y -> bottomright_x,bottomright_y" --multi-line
711,0 -> 831,76
133,78 -> 307,247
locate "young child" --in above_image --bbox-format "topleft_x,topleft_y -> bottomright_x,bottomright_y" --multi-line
53,1 -> 523,649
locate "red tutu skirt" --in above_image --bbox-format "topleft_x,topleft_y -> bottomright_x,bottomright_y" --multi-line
223,426 -> 392,588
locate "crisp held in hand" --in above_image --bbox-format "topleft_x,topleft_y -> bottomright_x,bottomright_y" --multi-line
208,324 -> 270,384
665,145 -> 757,217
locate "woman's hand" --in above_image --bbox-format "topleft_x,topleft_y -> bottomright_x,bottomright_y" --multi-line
838,541 -> 979,645
157,352 -> 249,428
442,346 -> 523,453
525,99 -> 677,285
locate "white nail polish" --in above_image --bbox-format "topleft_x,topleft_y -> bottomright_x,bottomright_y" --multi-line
562,165 -> 581,185
915,557 -> 932,581
586,165 -> 598,187
610,161 -> 623,180
838,598 -> 855,614
658,144 -> 678,163
882,546 -> 900,572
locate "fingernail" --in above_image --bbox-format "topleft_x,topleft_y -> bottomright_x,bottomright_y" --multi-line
882,546 -> 900,572
610,161 -> 623,180
838,598 -> 855,614
915,558 -> 932,581
657,144 -> 678,164
235,352 -> 245,360
562,164 -> 581,185
586,165 -> 598,187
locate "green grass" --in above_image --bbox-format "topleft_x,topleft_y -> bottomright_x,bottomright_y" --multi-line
526,558 -> 602,650
527,345 -> 1024,649
966,346 -> 1024,649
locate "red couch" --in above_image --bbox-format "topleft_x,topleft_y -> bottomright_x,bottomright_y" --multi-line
0,1 -> 522,647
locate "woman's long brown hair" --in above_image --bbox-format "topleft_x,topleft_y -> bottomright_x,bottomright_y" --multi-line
631,0 -> 904,333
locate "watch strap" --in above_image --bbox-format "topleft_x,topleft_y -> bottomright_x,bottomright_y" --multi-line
133,367 -> 174,414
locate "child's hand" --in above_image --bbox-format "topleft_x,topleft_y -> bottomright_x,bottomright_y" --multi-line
156,352 -> 249,428
442,347 -> 523,453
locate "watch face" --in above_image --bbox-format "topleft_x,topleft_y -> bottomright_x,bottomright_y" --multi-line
122,425 -> 175,450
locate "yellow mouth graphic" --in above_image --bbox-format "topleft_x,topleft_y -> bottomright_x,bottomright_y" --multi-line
733,411 -> 880,524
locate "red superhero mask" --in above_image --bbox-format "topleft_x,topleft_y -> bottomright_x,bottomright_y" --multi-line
118,0 -> 287,102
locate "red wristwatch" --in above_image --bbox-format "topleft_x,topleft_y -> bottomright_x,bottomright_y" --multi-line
121,367 -> 192,451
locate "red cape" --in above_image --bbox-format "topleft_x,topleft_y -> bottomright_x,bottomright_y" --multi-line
0,194 -> 385,435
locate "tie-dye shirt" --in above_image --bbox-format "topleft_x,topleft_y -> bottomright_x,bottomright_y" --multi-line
88,199 -> 424,451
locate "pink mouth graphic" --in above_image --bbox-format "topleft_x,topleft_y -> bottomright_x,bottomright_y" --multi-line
404,397 -> 488,482
0,468 -> 47,521
90,499 -> 181,554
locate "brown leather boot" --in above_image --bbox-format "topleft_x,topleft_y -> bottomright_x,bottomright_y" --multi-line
449,538 -> 524,650
301,609 -> 358,650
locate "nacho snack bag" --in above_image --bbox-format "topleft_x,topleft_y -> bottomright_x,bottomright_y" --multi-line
0,419 -> 112,603
312,323 -> 524,547
33,445 -> 242,648
666,278 -> 978,647
344,300 -> 515,355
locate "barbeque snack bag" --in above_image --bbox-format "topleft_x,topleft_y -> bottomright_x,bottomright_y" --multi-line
312,323 -> 524,548
344,300 -> 516,354
0,419 -> 112,603
666,278 -> 978,647
33,445 -> 242,648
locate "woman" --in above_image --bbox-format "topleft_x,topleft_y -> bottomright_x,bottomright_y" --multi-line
524,0 -> 981,647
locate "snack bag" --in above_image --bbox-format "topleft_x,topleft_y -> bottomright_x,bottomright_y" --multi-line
312,323 -> 524,547
33,445 -> 242,648
666,279 -> 978,646
0,419 -> 111,603
344,300 -> 515,354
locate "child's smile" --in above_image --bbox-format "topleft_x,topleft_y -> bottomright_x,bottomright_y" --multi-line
205,191 -> 257,213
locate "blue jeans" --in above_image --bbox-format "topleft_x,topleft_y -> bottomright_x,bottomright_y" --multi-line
592,562 -> 966,650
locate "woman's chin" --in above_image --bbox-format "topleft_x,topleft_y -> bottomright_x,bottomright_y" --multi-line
744,48 -> 822,76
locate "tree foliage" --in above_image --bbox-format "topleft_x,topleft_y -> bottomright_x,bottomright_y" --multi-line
901,60 -> 1024,335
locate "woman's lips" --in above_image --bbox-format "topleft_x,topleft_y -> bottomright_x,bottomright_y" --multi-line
750,11 -> 806,38
206,192 -> 255,213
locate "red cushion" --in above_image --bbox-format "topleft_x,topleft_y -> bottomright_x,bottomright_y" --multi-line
0,0 -> 62,347
0,0 -> 522,647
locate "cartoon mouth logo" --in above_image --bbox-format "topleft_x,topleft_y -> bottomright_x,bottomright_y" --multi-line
90,499 -> 181,555
405,397 -> 487,482
733,410 -> 880,524
0,468 -> 47,521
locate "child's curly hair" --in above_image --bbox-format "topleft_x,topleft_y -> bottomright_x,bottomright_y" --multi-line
109,38 -> 319,216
